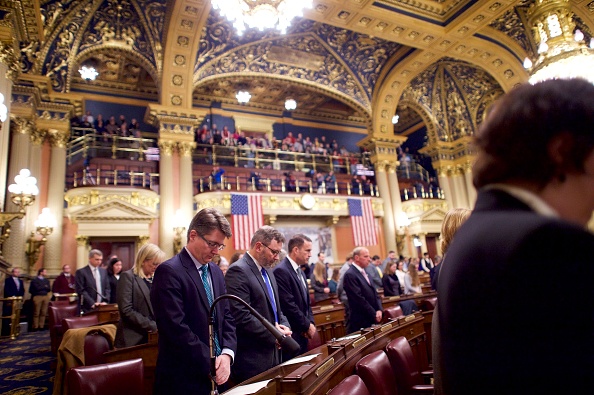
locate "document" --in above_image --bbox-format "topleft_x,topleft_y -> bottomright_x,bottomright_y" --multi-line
279,353 -> 321,366
224,379 -> 273,395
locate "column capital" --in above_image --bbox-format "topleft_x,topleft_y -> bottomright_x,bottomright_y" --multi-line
76,235 -> 89,247
138,235 -> 150,246
47,129 -> 70,148
146,104 -> 206,144
0,41 -> 20,81
177,141 -> 196,157
158,140 -> 177,156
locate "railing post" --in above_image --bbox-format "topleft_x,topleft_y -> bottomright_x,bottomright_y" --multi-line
96,169 -> 101,186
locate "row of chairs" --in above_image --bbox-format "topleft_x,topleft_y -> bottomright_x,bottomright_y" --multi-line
330,336 -> 434,395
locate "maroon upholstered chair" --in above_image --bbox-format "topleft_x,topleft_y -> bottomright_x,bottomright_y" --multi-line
328,375 -> 372,395
385,336 -> 434,395
63,315 -> 99,331
307,329 -> 323,351
66,358 -> 144,395
420,297 -> 437,311
49,304 -> 79,354
382,305 -> 404,323
83,330 -> 112,366
355,350 -> 398,395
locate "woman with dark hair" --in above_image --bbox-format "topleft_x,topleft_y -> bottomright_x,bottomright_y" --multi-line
382,261 -> 402,297
107,256 -> 123,304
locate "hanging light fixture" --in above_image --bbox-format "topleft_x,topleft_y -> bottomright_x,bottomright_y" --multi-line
211,0 -> 313,36
284,98 -> 297,111
236,90 -> 252,104
523,0 -> 594,85
79,58 -> 100,81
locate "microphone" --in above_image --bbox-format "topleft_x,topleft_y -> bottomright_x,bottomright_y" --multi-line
208,294 -> 301,394
78,285 -> 108,315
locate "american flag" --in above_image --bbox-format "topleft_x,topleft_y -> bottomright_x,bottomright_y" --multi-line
231,193 -> 263,250
347,197 -> 377,246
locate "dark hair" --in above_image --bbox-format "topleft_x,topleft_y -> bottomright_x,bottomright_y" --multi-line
250,226 -> 285,248
187,208 -> 232,242
288,234 -> 312,253
37,268 -> 45,275
473,79 -> 594,189
230,251 -> 243,264
107,257 -> 122,275
372,255 -> 380,260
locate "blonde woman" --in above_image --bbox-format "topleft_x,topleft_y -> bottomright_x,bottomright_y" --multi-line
310,262 -> 330,302
115,243 -> 166,348
403,262 -> 422,294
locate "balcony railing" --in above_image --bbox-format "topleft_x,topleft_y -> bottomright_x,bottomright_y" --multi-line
67,131 -> 157,165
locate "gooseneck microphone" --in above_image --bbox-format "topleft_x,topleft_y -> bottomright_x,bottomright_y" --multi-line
78,285 -> 108,316
208,294 -> 301,394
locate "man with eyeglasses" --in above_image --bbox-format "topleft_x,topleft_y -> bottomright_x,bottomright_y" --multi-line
225,226 -> 293,383
150,208 -> 237,395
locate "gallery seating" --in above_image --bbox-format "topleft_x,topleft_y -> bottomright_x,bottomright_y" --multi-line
328,375 -> 371,395
355,350 -> 398,395
66,358 -> 144,395
386,336 -> 434,395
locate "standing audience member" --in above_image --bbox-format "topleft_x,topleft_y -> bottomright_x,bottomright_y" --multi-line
273,234 -> 316,357
116,243 -> 165,348
225,226 -> 293,383
52,264 -> 76,295
429,255 -> 442,291
311,262 -> 330,302
107,256 -> 123,304
29,268 -> 51,331
76,249 -> 110,313
436,79 -> 594,395
2,268 -> 24,336
419,252 -> 433,273
343,247 -> 382,334
336,253 -> 354,327
381,250 -> 397,271
365,255 -> 383,289
382,261 -> 402,297
404,263 -> 422,294
151,208 -> 236,394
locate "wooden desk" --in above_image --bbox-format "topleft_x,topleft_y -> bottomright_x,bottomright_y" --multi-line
312,304 -> 346,343
84,304 -> 119,325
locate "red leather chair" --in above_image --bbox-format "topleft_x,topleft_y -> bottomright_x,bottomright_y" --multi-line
49,304 -> 79,354
385,336 -> 434,395
382,305 -> 404,323
328,375 -> 371,395
355,350 -> 398,395
83,330 -> 112,366
307,329 -> 323,350
63,315 -> 99,331
66,358 -> 144,395
420,297 -> 437,311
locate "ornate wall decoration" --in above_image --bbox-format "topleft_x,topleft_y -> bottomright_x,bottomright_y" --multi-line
488,1 -> 536,59
401,58 -> 503,144
195,13 -> 403,110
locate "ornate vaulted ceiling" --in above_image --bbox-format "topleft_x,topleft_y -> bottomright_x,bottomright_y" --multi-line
4,0 -> 594,141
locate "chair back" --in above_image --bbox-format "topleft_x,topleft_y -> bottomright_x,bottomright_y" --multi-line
328,375 -> 372,395
420,297 -> 437,311
307,329 -> 323,351
383,305 -> 404,323
63,315 -> 99,331
66,358 -> 144,395
355,350 -> 398,395
84,330 -> 112,366
386,336 -> 422,394
49,304 -> 79,354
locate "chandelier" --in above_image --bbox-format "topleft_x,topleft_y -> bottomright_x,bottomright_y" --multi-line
211,0 -> 313,35
284,98 -> 297,111
523,0 -> 594,84
236,90 -> 252,104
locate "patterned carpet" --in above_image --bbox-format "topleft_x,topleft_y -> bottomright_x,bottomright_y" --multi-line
0,330 -> 55,395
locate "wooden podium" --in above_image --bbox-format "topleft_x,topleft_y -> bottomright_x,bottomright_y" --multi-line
84,303 -> 119,325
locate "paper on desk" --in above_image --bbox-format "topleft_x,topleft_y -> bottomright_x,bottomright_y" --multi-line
224,379 -> 272,395
280,353 -> 321,366
334,333 -> 361,341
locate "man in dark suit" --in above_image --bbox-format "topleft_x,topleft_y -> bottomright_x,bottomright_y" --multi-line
225,226 -> 293,383
273,234 -> 316,358
151,208 -> 236,395
2,267 -> 25,336
343,247 -> 382,334
436,79 -> 594,395
75,249 -> 110,313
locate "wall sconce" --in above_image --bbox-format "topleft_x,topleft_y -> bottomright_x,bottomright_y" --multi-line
0,169 -> 38,257
173,209 -> 186,255
26,208 -> 56,268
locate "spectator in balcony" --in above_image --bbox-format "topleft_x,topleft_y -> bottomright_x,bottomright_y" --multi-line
221,126 -> 231,146
315,171 -> 325,193
293,138 -> 304,153
85,110 -> 94,125
284,171 -> 297,192
196,125 -> 209,142
94,114 -> 105,134
129,118 -> 140,132
212,129 -> 223,145
210,166 -> 225,190
236,131 -> 247,146
232,128 -> 241,145
119,119 -> 129,137
325,170 -> 337,194
118,114 -> 126,126
104,116 -> 119,146
351,175 -> 361,195
283,131 -> 295,146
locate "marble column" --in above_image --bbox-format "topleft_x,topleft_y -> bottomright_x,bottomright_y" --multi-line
158,140 -> 175,257
76,235 -> 89,270
178,141 -> 196,249
451,168 -> 470,209
0,61 -> 13,209
437,168 -> 454,211
373,162 -> 396,253
44,131 -> 69,275
463,163 -> 476,207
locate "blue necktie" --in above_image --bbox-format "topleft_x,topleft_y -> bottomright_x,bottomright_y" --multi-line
261,268 -> 279,323
200,265 -> 221,356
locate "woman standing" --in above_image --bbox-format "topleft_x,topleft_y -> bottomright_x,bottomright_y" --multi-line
115,243 -> 165,348
382,261 -> 402,297
404,263 -> 422,295
310,262 -> 330,302
107,257 -> 123,304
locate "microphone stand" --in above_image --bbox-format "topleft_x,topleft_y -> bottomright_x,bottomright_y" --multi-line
208,294 -> 301,395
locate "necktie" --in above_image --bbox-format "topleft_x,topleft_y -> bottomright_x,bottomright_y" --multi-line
296,267 -> 307,291
261,268 -> 279,323
93,268 -> 102,302
200,265 -> 221,356
377,267 -> 383,278
362,270 -> 371,286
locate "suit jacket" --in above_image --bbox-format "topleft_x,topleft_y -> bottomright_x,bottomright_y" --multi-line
115,270 -> 156,348
52,273 -> 76,294
365,264 -> 383,289
273,258 -> 314,356
382,273 -> 402,297
75,265 -> 111,313
150,248 -> 236,395
3,276 -> 25,298
436,189 -> 594,395
225,253 -> 291,383
108,274 -> 118,304
343,265 -> 382,334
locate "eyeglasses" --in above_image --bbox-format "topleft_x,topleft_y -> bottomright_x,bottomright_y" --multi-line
262,243 -> 281,256
198,234 -> 226,251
